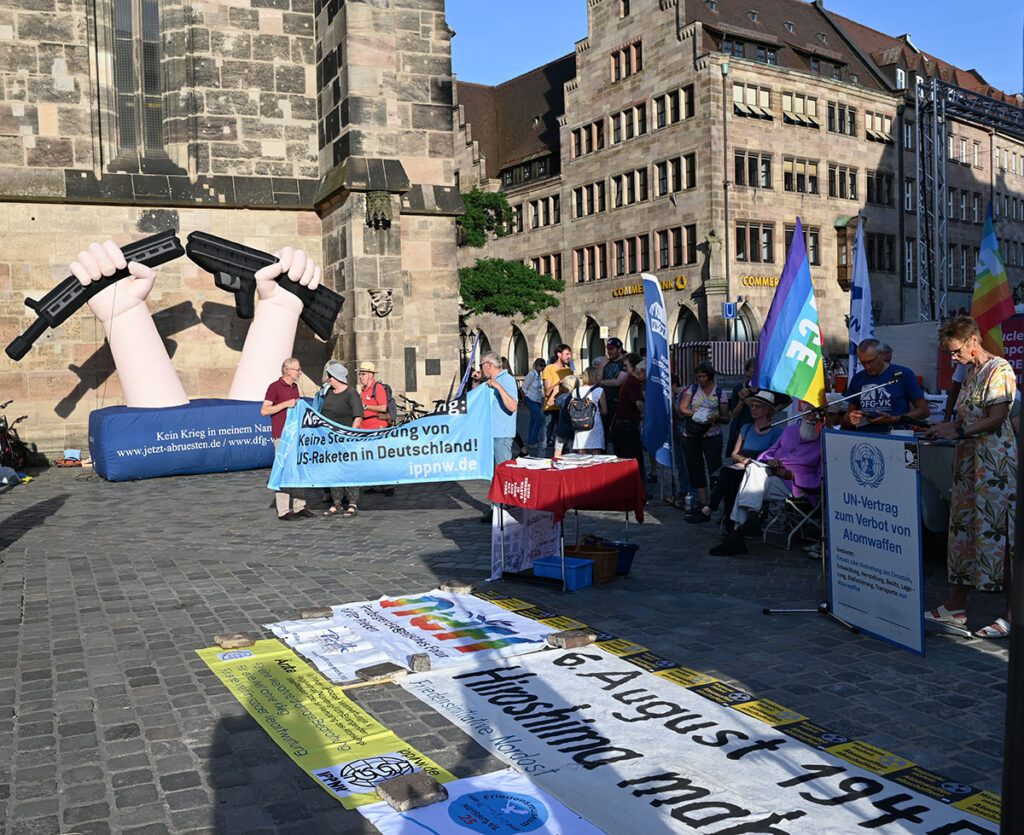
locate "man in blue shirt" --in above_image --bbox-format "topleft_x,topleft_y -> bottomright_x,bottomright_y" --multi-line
843,338 -> 928,432
479,351 -> 519,522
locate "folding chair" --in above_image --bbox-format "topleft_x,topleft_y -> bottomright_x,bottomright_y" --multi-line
762,490 -> 822,550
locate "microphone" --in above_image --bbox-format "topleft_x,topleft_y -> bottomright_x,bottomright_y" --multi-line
891,370 -> 903,381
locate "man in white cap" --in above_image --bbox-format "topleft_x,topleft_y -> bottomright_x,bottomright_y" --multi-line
262,357 -> 314,521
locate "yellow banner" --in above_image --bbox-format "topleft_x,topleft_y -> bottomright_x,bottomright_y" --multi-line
198,640 -> 455,808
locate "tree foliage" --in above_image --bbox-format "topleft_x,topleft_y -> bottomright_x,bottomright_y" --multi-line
457,187 -> 513,247
459,258 -> 565,322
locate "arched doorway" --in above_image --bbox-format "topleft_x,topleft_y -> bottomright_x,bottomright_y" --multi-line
509,327 -> 528,376
542,322 -> 562,363
673,306 -> 704,344
627,312 -> 646,358
582,318 -> 604,370
734,305 -> 756,342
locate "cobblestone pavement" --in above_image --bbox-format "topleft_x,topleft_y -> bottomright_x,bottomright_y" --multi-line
0,465 -> 1009,833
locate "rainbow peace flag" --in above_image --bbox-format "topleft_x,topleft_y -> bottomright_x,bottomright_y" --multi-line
753,218 -> 826,407
971,202 -> 1015,355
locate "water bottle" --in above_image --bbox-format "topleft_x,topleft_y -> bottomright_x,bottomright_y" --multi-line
683,493 -> 693,513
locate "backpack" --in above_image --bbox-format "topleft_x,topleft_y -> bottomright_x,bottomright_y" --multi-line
374,381 -> 398,425
568,383 -> 597,432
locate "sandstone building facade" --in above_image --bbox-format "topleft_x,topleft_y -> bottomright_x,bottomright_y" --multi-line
0,0 -> 462,454
454,0 -> 1024,379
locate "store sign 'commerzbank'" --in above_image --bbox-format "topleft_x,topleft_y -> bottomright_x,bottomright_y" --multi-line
742,274 -> 821,287
613,275 -> 687,298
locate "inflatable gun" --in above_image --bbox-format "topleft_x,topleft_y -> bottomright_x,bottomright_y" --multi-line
5,229 -> 184,361
185,231 -> 343,341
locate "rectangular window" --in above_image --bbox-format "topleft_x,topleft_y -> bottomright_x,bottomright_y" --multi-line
736,222 -> 774,263
111,0 -> 167,164
904,121 -> 914,150
807,228 -> 820,265
610,40 -> 643,81
574,244 -> 607,283
826,102 -> 856,136
735,151 -> 772,189
784,156 -> 818,194
905,179 -> 915,211
905,238 -> 915,284
512,205 -> 523,233
829,165 -> 857,199
973,142 -> 980,167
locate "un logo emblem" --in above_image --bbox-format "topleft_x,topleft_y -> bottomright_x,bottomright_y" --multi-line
850,443 -> 885,488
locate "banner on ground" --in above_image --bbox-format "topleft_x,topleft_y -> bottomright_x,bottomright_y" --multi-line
824,429 -> 924,654
197,640 -> 454,808
266,590 -> 552,683
358,769 -> 605,834
268,385 -> 493,489
641,272 -> 673,467
490,506 -> 562,580
402,646 -> 996,834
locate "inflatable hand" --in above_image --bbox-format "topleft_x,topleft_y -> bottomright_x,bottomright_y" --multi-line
253,247 -> 322,315
229,246 -> 322,401
73,241 -> 157,325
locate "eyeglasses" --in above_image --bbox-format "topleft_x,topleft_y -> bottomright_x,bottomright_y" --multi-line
943,341 -> 968,357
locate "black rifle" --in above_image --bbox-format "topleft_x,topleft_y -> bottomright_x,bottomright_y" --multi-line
6,229 -> 184,361
185,231 -> 343,341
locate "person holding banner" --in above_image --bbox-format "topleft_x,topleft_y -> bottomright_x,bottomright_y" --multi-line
262,358 -> 314,521
522,358 -> 546,454
479,351 -> 519,522
924,316 -> 1017,639
317,361 -> 363,518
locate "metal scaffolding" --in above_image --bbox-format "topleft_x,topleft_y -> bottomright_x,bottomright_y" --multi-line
915,78 -> 1024,322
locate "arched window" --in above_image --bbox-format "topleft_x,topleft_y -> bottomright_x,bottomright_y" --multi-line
542,322 -> 562,363
627,312 -> 646,357
475,330 -> 492,366
582,318 -> 604,369
734,305 -> 756,342
509,328 -> 529,376
673,306 -> 704,344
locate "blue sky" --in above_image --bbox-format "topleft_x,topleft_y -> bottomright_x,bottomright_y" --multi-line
446,0 -> 1022,96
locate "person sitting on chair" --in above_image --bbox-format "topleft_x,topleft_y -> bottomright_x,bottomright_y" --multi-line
709,409 -> 823,556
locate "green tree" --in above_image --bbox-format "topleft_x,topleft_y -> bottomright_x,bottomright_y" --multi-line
457,187 -> 513,247
459,258 -> 565,322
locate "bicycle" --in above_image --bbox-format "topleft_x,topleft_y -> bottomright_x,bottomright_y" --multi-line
395,394 -> 430,425
0,400 -> 30,470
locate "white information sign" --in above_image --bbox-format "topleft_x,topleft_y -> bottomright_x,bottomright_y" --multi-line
490,506 -> 562,580
824,430 -> 924,654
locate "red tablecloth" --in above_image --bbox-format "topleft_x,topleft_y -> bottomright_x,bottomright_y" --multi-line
486,460 -> 645,524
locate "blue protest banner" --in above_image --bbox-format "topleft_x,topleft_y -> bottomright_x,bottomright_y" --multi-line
268,385 -> 494,489
641,273 -> 673,467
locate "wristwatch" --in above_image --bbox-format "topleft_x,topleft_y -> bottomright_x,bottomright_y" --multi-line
955,426 -> 966,439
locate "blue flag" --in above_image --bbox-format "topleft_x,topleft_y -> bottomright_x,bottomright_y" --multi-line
753,218 -> 826,407
641,273 -> 673,466
848,215 -> 875,377
268,385 -> 494,489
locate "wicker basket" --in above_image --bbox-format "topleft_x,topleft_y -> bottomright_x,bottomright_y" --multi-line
565,534 -> 618,584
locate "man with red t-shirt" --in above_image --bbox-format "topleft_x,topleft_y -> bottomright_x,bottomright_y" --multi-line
261,357 -> 313,521
358,361 -> 389,430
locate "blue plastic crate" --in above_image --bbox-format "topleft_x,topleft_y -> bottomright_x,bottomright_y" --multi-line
532,556 -> 593,591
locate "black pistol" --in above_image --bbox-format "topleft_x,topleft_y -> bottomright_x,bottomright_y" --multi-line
184,231 -> 343,341
6,229 -> 184,361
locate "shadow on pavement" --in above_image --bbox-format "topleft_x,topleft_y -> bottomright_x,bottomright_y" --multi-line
0,493 -> 69,552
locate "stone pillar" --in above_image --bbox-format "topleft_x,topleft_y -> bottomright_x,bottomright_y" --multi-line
313,0 -> 464,400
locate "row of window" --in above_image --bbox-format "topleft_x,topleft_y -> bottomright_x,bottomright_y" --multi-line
731,152 -> 856,200
995,193 -> 1024,223
572,225 -> 699,283
736,223 -> 823,266
948,135 -> 984,168
500,156 -> 552,188
569,86 -> 695,158
567,154 -> 697,219
610,40 -> 642,82
997,146 -> 1023,176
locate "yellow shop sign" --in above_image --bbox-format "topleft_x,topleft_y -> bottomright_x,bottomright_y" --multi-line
613,275 -> 687,298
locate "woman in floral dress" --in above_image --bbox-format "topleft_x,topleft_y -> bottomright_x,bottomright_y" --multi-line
924,316 -> 1016,638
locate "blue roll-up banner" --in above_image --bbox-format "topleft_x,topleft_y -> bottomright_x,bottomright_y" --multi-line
268,384 -> 494,489
641,272 -> 673,466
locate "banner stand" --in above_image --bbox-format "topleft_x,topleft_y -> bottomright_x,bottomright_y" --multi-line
761,420 -> 858,634
758,376 -> 905,630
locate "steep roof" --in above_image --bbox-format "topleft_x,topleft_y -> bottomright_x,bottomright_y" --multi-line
455,53 -> 575,178
829,9 -> 1019,104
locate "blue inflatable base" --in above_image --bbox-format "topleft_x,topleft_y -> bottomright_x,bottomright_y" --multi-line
89,398 -> 275,481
